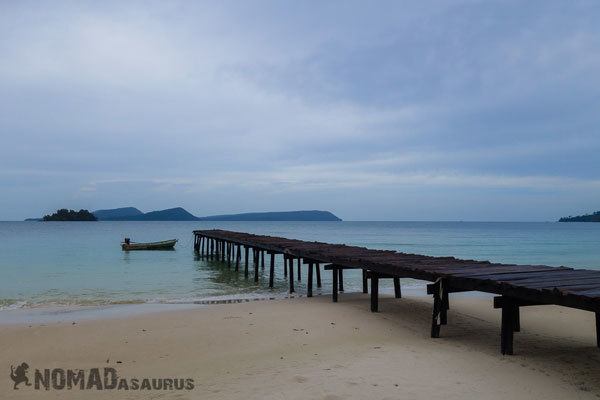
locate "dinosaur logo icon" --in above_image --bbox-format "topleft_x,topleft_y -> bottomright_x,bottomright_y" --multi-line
10,362 -> 32,390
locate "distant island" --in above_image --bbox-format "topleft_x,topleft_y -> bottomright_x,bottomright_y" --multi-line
42,209 -> 98,221
27,207 -> 342,222
93,207 -> 143,220
96,207 -> 198,221
559,211 -> 600,222
197,210 -> 341,221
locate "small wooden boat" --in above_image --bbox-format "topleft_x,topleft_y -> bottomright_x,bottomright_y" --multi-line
121,238 -> 177,251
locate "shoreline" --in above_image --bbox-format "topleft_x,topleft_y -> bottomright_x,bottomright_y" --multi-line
1,292 -> 599,398
0,286 -> 489,326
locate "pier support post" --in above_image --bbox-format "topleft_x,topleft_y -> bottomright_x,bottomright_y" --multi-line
332,266 -> 338,302
307,262 -> 314,297
261,251 -> 265,270
253,249 -> 259,283
244,246 -> 249,278
500,297 -> 515,355
370,272 -> 379,312
235,244 -> 241,271
297,258 -> 301,282
287,256 -> 295,293
394,277 -> 401,299
227,242 -> 232,267
194,236 -> 200,253
441,287 -> 449,325
283,255 -> 288,278
362,269 -> 368,293
269,252 -> 275,288
338,269 -> 344,292
210,239 -> 214,258
429,278 -> 449,338
596,312 -> 600,348
493,296 -> 543,355
232,243 -> 236,266
513,304 -> 520,332
316,263 -> 321,288
221,241 -> 225,262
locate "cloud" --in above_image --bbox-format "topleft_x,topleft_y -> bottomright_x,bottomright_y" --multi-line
1,0 -> 600,220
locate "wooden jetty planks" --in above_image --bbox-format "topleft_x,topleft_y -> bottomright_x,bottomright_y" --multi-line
194,230 -> 600,307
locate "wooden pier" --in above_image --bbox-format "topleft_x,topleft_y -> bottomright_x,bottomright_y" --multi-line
193,229 -> 600,355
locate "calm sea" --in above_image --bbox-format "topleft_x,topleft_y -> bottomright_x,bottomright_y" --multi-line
1,221 -> 600,310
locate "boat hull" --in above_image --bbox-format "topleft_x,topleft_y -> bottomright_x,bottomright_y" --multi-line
121,239 -> 178,251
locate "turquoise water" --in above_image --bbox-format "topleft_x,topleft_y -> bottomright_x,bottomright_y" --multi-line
1,221 -> 600,310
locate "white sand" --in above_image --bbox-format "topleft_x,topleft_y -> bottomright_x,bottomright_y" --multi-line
1,293 -> 599,399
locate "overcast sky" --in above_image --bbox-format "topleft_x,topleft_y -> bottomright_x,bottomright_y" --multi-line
1,0 -> 600,221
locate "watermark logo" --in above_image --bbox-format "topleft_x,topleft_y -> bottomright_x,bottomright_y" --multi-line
10,362 -> 32,390
8,362 -> 194,391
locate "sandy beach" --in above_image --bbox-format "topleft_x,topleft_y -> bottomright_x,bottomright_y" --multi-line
1,292 -> 600,399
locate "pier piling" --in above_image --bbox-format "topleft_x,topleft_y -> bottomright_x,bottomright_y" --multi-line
332,266 -> 339,302
316,263 -> 322,288
370,272 -> 379,312
307,262 -> 313,297
269,253 -> 275,288
288,256 -> 295,293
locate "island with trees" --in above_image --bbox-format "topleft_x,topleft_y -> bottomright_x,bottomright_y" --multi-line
559,211 -> 600,222
43,209 -> 98,221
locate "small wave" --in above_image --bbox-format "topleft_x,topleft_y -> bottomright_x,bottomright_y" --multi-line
0,280 -> 429,311
0,294 -> 285,311
0,299 -> 29,311
0,298 -> 148,310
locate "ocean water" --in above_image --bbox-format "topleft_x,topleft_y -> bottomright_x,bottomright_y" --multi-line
1,221 -> 600,310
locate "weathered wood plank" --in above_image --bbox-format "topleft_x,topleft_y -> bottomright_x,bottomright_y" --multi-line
451,267 -> 564,279
520,278 -> 600,289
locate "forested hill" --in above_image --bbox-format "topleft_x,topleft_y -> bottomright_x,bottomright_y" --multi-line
43,209 -> 97,221
559,211 -> 600,222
